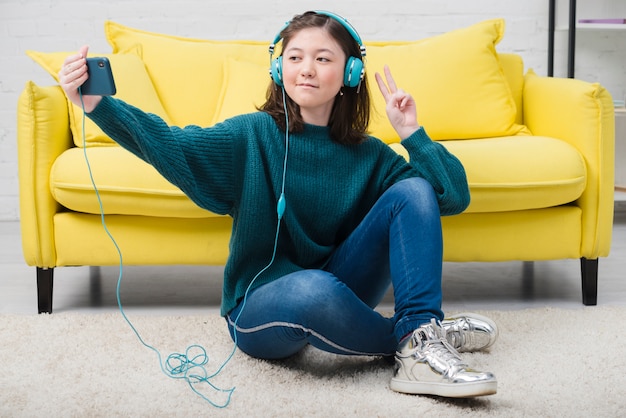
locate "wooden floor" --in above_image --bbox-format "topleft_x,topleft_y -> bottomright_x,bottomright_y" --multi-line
2,207 -> 625,315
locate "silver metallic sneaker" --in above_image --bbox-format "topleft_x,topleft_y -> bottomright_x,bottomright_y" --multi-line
390,319 -> 497,398
441,313 -> 499,353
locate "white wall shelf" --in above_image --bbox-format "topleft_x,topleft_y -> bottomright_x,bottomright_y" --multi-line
557,23 -> 626,31
548,0 -> 626,77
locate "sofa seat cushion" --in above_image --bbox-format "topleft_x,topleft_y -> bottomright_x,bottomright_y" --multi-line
50,147 -> 219,218
52,135 -> 586,218
391,135 -> 586,213
445,135 -> 586,213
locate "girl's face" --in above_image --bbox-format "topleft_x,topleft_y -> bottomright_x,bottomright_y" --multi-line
281,27 -> 346,126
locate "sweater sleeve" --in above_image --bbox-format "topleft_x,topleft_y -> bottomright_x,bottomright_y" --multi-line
87,96 -> 235,215
400,128 -> 470,216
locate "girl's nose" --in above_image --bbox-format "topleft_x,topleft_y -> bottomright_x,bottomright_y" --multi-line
300,59 -> 314,77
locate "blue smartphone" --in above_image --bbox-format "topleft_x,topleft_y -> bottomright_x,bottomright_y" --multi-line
80,57 -> 116,96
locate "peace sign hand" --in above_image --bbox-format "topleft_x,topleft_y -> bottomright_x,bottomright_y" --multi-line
375,65 -> 421,140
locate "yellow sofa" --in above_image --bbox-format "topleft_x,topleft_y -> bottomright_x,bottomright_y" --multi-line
17,19 -> 614,313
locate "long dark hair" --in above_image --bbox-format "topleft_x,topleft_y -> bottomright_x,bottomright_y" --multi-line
259,11 -> 371,145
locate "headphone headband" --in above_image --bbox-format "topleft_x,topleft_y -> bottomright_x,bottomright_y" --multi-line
269,10 -> 365,57
268,11 -> 366,88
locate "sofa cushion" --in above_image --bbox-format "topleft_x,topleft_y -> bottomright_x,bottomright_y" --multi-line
365,19 -> 529,142
50,147 -> 217,218
26,49 -> 171,147
105,19 -> 529,143
212,58 -> 269,125
52,135 -> 586,218
105,21 -> 268,128
498,53 -> 525,126
389,135 -> 586,213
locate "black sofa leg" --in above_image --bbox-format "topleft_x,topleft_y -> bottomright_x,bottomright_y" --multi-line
580,257 -> 598,306
37,267 -> 54,314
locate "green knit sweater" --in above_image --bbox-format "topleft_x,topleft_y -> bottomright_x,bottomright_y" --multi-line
88,97 -> 470,315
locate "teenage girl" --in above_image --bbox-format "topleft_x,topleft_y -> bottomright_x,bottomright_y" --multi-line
59,11 -> 498,398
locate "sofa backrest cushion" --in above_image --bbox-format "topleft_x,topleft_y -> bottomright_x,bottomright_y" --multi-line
212,58 -> 270,125
365,19 -> 529,141
498,53 -> 525,126
106,18 -> 528,143
28,18 -> 529,146
106,21 -> 268,128
26,49 -> 171,147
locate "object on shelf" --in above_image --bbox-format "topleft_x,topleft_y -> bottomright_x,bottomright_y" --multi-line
578,18 -> 626,24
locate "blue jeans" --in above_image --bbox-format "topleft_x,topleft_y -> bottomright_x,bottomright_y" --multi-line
226,177 -> 444,359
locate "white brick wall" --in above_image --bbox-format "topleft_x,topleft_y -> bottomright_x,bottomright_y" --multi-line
1,0 -> 625,220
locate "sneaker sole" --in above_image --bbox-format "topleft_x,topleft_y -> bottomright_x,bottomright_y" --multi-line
390,378 -> 497,398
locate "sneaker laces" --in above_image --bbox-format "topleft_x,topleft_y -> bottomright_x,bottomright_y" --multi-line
422,319 -> 464,366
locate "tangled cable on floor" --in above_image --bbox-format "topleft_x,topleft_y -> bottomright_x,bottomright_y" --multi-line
79,90 -> 237,408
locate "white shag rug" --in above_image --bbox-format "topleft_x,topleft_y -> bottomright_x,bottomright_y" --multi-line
1,307 -> 625,417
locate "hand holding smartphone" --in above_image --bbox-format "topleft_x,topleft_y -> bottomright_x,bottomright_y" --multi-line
80,57 -> 116,96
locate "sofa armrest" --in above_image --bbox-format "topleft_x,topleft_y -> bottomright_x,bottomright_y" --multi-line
523,71 -> 615,257
17,82 -> 73,267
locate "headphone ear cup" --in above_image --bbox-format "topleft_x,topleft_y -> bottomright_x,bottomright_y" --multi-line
271,56 -> 284,86
344,57 -> 364,88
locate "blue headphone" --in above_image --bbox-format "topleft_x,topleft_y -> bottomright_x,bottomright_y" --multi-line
268,11 -> 366,88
